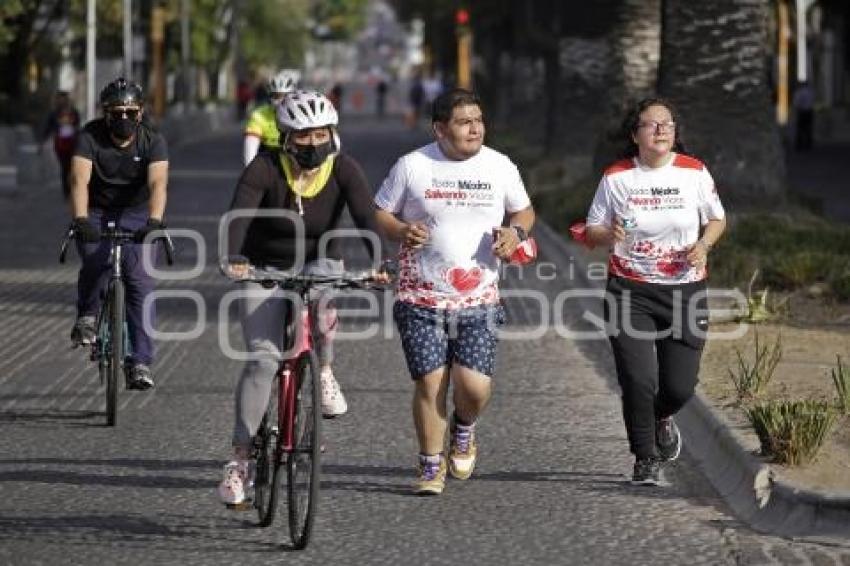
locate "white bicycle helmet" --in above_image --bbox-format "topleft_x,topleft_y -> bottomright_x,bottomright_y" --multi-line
266,69 -> 300,95
276,90 -> 341,149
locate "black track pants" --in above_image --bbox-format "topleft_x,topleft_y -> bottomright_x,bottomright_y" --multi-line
604,276 -> 708,459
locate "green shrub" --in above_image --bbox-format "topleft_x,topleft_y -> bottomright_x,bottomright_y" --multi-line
747,400 -> 836,465
728,329 -> 782,399
709,214 -> 850,296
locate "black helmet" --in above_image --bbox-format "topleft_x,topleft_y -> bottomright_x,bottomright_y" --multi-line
99,78 -> 144,108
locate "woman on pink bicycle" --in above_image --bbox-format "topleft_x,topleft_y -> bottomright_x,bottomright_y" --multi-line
218,90 -> 380,505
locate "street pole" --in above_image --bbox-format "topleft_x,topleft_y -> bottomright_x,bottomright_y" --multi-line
777,0 -> 790,124
123,0 -> 132,79
457,31 -> 472,89
86,0 -> 96,122
795,0 -> 816,83
181,0 -> 191,110
455,8 -> 472,89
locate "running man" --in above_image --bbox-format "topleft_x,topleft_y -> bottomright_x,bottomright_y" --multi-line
374,88 -> 535,495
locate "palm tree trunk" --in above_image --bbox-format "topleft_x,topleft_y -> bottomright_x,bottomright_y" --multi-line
658,0 -> 786,204
593,0 -> 662,171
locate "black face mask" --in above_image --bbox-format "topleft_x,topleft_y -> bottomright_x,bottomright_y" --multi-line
107,117 -> 137,140
289,141 -> 334,170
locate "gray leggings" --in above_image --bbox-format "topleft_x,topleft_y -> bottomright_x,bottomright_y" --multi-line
232,259 -> 342,448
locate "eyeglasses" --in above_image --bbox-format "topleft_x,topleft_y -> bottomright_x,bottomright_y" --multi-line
107,108 -> 140,120
637,120 -> 676,133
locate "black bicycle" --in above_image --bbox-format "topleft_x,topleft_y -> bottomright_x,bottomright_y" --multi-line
60,221 -> 173,426
228,266 -> 387,549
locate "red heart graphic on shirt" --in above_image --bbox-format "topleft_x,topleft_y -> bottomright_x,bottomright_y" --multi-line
445,266 -> 483,292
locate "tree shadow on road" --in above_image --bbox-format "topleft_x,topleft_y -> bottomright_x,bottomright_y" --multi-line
0,409 -> 103,426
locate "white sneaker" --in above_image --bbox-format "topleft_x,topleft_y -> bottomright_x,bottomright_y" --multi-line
217,460 -> 251,505
320,369 -> 347,418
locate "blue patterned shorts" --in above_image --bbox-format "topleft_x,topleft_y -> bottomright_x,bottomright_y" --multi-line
392,301 -> 506,379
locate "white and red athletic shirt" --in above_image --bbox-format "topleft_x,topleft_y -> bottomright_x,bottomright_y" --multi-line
375,142 -> 531,309
586,153 -> 725,284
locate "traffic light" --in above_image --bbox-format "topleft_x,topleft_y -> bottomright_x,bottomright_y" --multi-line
455,8 -> 470,27
455,8 -> 471,89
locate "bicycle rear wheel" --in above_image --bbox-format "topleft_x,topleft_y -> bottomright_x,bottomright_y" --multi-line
286,351 -> 321,549
106,279 -> 125,427
255,374 -> 281,526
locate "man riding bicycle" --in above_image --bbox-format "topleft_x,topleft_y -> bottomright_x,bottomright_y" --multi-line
218,90 -> 381,505
242,69 -> 300,166
68,77 -> 169,391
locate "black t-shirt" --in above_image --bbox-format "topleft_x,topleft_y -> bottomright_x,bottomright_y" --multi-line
74,119 -> 168,209
227,152 -> 379,269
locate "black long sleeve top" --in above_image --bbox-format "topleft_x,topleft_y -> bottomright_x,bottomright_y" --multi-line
227,151 -> 379,269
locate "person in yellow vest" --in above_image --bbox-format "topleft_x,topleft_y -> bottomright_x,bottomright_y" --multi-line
242,69 -> 300,166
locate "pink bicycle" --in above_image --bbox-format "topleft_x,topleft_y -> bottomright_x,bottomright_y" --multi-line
231,266 -> 386,549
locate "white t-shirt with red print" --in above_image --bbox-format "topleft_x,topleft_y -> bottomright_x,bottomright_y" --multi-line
586,153 -> 725,284
375,142 -> 532,309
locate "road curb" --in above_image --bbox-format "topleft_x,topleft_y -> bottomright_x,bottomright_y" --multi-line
533,218 -> 850,540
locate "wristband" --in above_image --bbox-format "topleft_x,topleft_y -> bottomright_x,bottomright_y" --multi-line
511,225 -> 528,242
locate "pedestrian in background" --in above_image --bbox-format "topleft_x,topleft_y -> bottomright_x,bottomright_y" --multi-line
42,90 -> 81,200
235,79 -> 253,122
328,83 -> 344,113
581,97 -> 726,485
406,74 -> 424,129
375,88 -> 535,495
376,78 -> 388,119
793,80 -> 815,151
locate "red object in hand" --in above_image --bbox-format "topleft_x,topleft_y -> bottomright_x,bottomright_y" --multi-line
509,237 -> 538,265
569,221 -> 591,248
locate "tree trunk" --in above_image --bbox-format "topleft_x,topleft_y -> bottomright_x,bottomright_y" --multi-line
658,0 -> 786,204
616,0 -> 661,104
593,0 -> 663,171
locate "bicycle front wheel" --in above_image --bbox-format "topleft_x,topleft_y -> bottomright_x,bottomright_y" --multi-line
255,376 -> 281,526
106,279 -> 125,427
286,351 -> 321,549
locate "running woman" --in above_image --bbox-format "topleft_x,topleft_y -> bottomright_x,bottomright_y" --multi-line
583,97 -> 726,485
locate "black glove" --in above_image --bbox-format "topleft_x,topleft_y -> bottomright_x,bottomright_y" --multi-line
72,217 -> 100,243
135,218 -> 165,243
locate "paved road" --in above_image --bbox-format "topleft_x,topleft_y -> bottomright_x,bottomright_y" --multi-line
1,118 -> 849,565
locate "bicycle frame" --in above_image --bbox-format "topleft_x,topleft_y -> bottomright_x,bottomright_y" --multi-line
277,290 -> 314,453
92,223 -> 129,363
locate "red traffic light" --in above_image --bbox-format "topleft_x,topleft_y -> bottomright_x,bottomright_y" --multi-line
455,8 -> 470,26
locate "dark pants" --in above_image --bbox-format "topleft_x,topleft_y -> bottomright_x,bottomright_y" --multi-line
76,206 -> 156,366
604,276 -> 708,459
57,151 -> 73,200
795,109 -> 814,151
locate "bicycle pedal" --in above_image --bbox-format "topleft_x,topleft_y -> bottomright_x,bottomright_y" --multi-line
225,500 -> 253,511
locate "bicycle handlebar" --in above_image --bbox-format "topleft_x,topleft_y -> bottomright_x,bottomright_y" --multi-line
228,266 -> 393,291
59,226 -> 175,265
